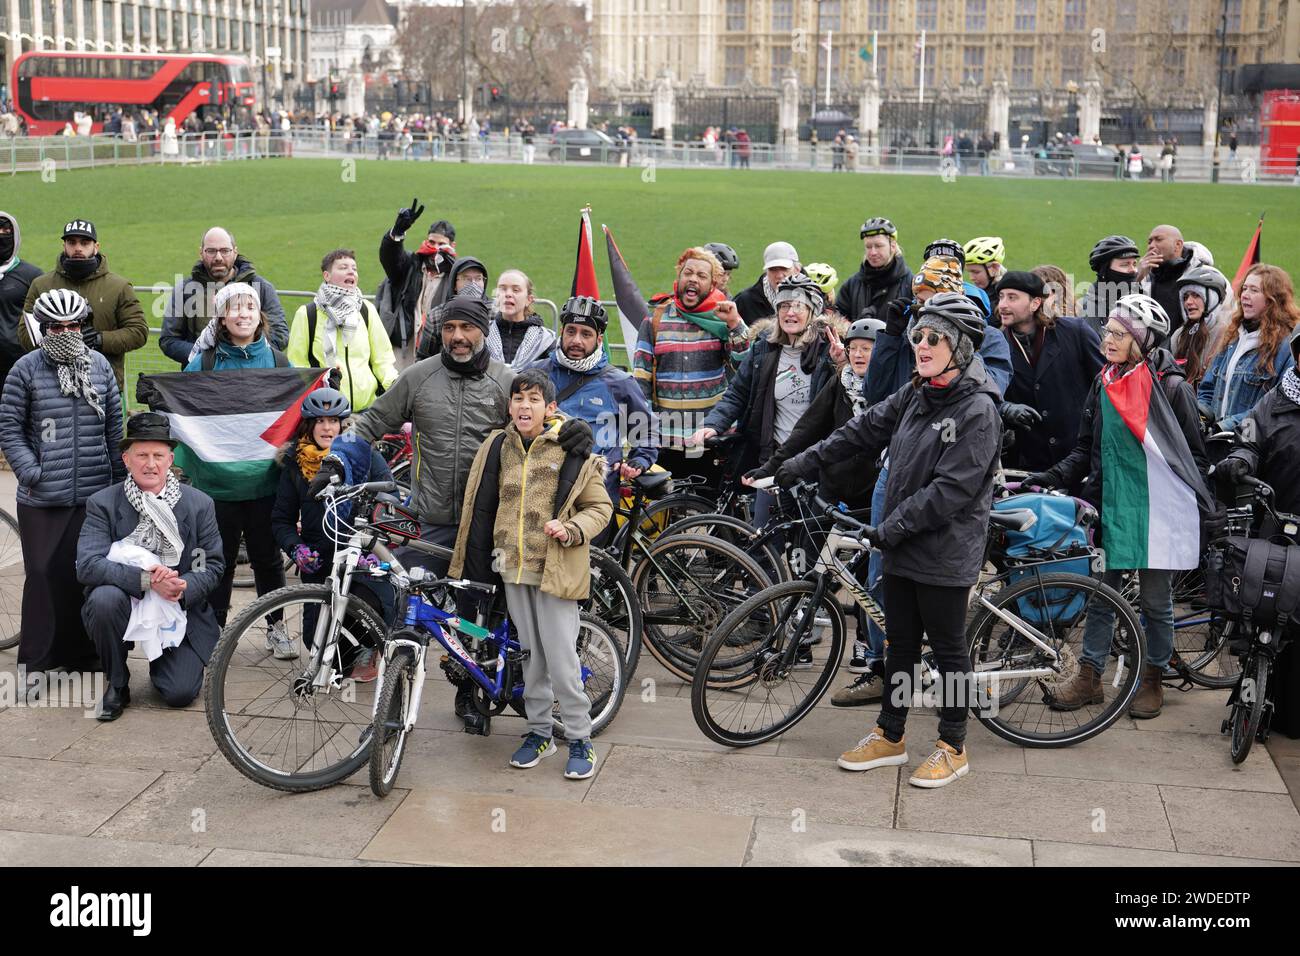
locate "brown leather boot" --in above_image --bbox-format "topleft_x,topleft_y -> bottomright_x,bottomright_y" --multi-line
1048,661 -> 1103,711
1129,664 -> 1164,719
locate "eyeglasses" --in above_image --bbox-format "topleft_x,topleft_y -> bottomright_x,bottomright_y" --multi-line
1101,326 -> 1130,340
202,247 -> 234,257
909,329 -> 943,348
44,322 -> 82,332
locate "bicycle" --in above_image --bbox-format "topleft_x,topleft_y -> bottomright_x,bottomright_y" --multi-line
205,479 -> 628,792
0,505 -> 22,651
1214,477 -> 1300,764
692,478 -> 1145,748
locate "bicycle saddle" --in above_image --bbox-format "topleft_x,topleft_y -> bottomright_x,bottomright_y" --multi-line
989,508 -> 1038,533
634,470 -> 674,500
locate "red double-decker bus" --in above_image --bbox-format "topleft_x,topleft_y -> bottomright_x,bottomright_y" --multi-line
11,52 -> 256,135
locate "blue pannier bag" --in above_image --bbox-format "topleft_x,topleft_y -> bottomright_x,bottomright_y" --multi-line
995,493 -> 1094,626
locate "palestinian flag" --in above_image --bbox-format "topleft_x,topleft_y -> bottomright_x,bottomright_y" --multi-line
603,223 -> 649,356
1098,362 -> 1208,571
137,368 -> 328,501
571,207 -> 600,300
1231,212 -> 1264,296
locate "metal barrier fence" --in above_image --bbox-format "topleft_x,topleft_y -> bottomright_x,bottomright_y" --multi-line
124,286 -> 635,410
5,128 -> 1293,184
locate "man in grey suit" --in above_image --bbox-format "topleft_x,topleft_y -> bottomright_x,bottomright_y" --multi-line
76,412 -> 225,720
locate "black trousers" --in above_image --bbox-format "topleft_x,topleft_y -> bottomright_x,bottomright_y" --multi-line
83,584 -> 205,706
210,496 -> 285,626
17,504 -> 99,672
877,573 -> 973,749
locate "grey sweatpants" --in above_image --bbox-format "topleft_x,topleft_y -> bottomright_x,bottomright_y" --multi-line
503,583 -> 592,741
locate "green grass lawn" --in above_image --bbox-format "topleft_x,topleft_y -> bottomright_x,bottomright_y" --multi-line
4,158 -> 1298,368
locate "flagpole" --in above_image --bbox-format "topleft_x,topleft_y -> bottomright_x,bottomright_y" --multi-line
872,30 -> 878,78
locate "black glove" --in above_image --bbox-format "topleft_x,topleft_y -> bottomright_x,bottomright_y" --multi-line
308,457 -> 345,500
1021,471 -> 1056,491
1000,402 -> 1043,430
883,297 -> 911,337
1202,504 -> 1229,543
392,197 -> 425,237
557,417 -> 594,458
327,367 -> 343,390
774,460 -> 805,489
1196,402 -> 1219,427
1214,456 -> 1251,484
858,524 -> 879,549
81,325 -> 103,353
744,462 -> 775,483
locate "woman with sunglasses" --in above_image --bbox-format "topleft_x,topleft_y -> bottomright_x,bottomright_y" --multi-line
0,289 -> 124,699
1023,295 -> 1211,720
776,292 -> 1003,788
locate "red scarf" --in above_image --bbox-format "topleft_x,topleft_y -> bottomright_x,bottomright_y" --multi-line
416,239 -> 454,257
652,287 -> 725,314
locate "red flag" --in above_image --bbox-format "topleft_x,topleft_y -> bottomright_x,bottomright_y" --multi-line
258,371 -> 330,448
1231,213 -> 1264,295
571,207 -> 600,300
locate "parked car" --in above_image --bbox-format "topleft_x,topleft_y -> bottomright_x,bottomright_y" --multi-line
547,128 -> 628,162
1033,142 -> 1155,178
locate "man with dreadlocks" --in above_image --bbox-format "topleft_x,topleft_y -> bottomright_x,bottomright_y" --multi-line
76,412 -> 226,720
0,289 -> 124,700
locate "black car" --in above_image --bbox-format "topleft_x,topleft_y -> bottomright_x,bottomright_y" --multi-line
1034,142 -> 1155,178
547,128 -> 628,162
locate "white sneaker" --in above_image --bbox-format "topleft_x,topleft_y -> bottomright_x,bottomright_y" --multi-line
265,622 -> 299,660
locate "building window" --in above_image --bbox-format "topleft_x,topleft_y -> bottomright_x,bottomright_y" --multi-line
123,5 -> 136,41
1061,44 -> 1083,83
725,0 -> 745,31
61,0 -> 74,33
874,44 -> 889,84
962,45 -> 984,85
915,44 -> 935,87
101,2 -> 112,40
821,0 -> 841,31
1171,8 -> 1189,31
770,44 -> 791,85
725,45 -> 746,85
218,15 -> 228,46
1011,45 -> 1034,86
1064,0 -> 1085,32
916,0 -> 937,31
1014,0 -> 1036,32
1226,0 -> 1242,32
1163,45 -> 1185,81
1115,0 -> 1136,31
173,11 -> 184,46
1259,0 -> 1270,30
965,0 -> 986,32
770,0 -> 791,32
867,0 -> 889,30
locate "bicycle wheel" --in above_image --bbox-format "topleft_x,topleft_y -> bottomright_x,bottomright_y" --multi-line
205,583 -> 387,792
553,612 -> 627,740
632,534 -> 772,683
583,549 -> 643,675
1229,652 -> 1268,765
1172,614 -> 1241,688
660,512 -> 789,584
618,492 -> 717,549
969,572 -> 1144,748
369,645 -> 417,797
0,507 -> 23,651
692,579 -> 846,747
390,459 -> 412,500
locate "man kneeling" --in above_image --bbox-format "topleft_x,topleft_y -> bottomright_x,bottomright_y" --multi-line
76,412 -> 225,720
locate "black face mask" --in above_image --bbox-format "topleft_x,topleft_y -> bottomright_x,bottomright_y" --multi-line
0,234 -> 13,263
59,253 -> 101,281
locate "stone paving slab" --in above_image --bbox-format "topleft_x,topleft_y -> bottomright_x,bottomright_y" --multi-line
745,817 -> 1034,866
1158,785 -> 1300,862
594,692 -> 780,756
94,772 -> 405,859
0,756 -> 161,837
360,787 -> 753,866
584,744 -> 898,827
53,708 -> 225,774
1129,686 -> 1233,734
0,829 -> 211,866
0,703 -> 102,759
897,770 -> 1176,851
200,848 -> 409,866
1031,840 -> 1293,867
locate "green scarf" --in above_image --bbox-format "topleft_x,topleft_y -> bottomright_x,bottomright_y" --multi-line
670,292 -> 731,342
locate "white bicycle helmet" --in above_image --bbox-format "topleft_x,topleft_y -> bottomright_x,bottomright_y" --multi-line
32,288 -> 90,326
1112,293 -> 1171,349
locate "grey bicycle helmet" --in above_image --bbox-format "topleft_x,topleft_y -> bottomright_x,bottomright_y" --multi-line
301,387 -> 352,420
773,272 -> 826,316
844,317 -> 887,342
915,291 -> 987,348
860,217 -> 897,239
703,242 -> 739,272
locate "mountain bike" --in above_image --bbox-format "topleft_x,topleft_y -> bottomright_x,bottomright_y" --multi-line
692,479 -> 1145,749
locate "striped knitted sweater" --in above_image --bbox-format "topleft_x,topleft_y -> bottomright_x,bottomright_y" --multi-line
632,305 -> 750,444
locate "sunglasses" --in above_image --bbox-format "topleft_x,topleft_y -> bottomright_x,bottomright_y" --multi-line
909,329 -> 944,348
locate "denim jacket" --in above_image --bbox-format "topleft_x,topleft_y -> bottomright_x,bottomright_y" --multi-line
1196,335 -> 1295,429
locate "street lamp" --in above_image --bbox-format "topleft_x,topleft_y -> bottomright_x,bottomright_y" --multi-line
1212,0 -> 1229,183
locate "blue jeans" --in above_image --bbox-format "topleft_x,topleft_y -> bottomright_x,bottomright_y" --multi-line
1081,568 -> 1174,671
859,463 -> 889,664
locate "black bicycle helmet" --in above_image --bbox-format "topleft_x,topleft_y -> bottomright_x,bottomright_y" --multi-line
923,238 -> 965,267
703,242 -> 739,272
773,272 -> 826,316
301,387 -> 352,420
860,217 -> 897,239
844,317 -> 887,343
916,292 -> 987,348
560,294 -> 608,332
1088,235 -> 1140,275
32,288 -> 90,326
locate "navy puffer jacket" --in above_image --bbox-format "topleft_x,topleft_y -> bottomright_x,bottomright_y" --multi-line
0,348 -> 124,507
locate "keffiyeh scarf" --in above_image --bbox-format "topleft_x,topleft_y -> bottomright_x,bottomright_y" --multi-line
1281,366 -> 1300,407
40,330 -> 105,420
840,364 -> 868,416
486,318 -> 552,368
187,317 -> 219,363
314,282 -> 365,368
554,344 -> 603,374
124,471 -> 184,567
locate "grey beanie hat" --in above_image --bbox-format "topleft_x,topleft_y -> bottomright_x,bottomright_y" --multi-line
908,313 -> 976,369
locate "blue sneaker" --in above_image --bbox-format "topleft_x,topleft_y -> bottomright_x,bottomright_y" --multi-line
564,739 -> 597,780
509,733 -> 555,769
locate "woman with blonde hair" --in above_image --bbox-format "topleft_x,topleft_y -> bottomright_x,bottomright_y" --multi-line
486,268 -> 555,368
1197,264 -> 1299,428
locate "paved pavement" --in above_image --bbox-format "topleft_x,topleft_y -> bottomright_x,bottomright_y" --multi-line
1,469 -> 1298,867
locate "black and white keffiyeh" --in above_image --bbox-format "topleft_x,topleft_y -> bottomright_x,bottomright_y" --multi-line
314,282 -> 365,368
124,471 -> 184,567
1281,366 -> 1300,407
554,343 -> 603,374
39,330 -> 105,420
840,364 -> 868,417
